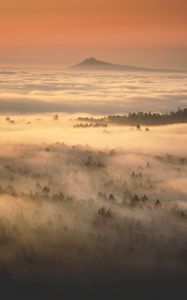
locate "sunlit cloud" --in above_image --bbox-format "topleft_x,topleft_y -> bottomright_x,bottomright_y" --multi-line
0,70 -> 187,114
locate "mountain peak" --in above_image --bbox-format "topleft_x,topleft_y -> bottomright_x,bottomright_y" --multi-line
71,57 -> 128,70
78,57 -> 109,66
71,58 -> 180,73
83,57 -> 98,64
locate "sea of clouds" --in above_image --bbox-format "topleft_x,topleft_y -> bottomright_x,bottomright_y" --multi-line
0,70 -> 187,114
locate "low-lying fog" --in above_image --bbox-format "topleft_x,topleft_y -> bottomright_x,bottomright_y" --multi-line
1,114 -> 187,155
0,115 -> 186,298
0,70 -> 186,298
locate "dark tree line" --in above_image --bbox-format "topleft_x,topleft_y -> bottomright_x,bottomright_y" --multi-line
77,108 -> 187,126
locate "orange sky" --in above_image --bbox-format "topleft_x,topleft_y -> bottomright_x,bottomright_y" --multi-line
0,0 -> 187,68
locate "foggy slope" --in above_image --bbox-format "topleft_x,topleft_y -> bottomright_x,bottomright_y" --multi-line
0,142 -> 186,298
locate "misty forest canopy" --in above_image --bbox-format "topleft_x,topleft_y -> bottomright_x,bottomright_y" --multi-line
77,108 -> 187,126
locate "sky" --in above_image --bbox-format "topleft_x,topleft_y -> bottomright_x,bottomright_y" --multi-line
0,0 -> 187,69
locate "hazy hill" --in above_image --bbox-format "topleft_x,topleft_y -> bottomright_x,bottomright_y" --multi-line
71,57 -> 183,73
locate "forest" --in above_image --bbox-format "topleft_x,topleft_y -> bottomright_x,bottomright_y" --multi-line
77,108 -> 187,126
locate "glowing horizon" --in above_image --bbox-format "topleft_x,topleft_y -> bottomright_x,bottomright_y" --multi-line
0,0 -> 187,69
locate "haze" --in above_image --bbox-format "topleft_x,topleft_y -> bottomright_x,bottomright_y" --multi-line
0,0 -> 187,69
0,1 -> 187,299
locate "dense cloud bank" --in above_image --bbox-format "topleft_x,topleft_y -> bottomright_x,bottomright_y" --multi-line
0,143 -> 186,298
0,70 -> 187,114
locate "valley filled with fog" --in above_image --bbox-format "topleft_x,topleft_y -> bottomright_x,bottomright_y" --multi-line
0,70 -> 186,299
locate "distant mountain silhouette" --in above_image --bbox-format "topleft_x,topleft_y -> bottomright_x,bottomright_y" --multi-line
71,57 -> 184,73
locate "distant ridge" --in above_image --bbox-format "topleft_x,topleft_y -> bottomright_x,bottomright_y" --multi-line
71,57 -> 185,73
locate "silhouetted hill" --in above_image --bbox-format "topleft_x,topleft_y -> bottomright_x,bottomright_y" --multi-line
71,57 -> 184,73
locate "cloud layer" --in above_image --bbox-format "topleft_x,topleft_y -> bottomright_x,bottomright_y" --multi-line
0,70 -> 187,114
